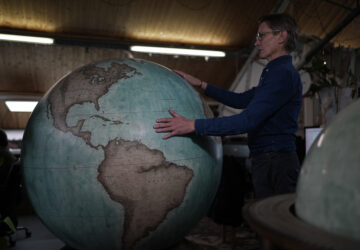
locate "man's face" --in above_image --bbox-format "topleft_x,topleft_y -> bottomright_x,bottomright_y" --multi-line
254,22 -> 286,61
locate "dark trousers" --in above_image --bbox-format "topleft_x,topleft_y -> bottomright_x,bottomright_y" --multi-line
251,151 -> 300,199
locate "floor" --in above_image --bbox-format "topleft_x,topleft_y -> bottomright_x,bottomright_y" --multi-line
6,215 -> 64,250
6,215 -> 258,250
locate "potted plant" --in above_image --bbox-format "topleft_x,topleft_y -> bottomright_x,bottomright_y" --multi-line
302,56 -> 341,125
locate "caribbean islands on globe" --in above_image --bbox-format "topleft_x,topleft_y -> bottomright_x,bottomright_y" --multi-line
22,58 -> 223,250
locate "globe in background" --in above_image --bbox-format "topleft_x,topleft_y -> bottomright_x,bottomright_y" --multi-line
296,99 -> 360,241
22,58 -> 222,250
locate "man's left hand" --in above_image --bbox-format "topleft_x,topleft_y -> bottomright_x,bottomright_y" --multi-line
154,109 -> 195,139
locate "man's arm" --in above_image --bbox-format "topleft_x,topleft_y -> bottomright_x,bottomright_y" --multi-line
205,84 -> 256,109
174,70 -> 255,109
195,68 -> 296,136
154,67 -> 295,139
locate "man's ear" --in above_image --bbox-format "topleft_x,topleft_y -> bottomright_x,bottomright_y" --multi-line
278,30 -> 287,45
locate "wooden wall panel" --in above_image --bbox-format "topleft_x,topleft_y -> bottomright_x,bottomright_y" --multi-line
0,41 -> 132,93
0,41 -> 245,129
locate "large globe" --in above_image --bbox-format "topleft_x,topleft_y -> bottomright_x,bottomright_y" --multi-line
22,58 -> 222,250
296,99 -> 360,241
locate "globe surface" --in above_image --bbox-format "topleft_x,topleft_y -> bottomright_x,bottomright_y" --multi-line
22,58 -> 222,250
295,99 -> 360,241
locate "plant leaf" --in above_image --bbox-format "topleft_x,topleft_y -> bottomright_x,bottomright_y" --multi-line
3,217 -> 16,233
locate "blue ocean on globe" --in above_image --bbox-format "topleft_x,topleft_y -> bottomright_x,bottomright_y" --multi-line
22,58 -> 222,250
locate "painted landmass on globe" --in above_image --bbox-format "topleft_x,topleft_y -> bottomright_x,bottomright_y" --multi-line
46,61 -> 194,249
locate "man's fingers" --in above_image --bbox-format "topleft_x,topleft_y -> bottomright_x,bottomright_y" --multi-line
168,108 -> 179,117
162,134 -> 171,139
173,69 -> 185,77
173,70 -> 187,81
156,117 -> 172,123
154,123 -> 171,129
156,109 -> 178,122
162,131 -> 176,139
155,127 -> 172,133
154,125 -> 176,138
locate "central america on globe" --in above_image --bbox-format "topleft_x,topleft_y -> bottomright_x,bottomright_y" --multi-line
22,58 -> 223,250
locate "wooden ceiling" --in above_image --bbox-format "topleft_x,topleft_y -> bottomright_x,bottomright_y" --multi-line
1,0 -> 359,129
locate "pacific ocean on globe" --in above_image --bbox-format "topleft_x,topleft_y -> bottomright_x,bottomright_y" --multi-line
22,58 -> 222,250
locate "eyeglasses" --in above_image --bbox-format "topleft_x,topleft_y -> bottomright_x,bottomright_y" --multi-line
256,30 -> 281,41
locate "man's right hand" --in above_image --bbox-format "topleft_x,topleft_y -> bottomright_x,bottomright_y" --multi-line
173,70 -> 207,90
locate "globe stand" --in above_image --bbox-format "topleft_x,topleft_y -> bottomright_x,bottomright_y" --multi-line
242,194 -> 360,250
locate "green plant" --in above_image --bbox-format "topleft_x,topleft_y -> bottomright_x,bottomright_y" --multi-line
302,56 -> 341,95
0,216 -> 16,250
302,56 -> 341,124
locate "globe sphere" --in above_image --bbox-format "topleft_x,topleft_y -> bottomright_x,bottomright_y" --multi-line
22,58 -> 222,250
296,99 -> 360,241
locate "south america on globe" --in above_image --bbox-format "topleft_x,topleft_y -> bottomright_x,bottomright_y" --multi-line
22,58 -> 222,250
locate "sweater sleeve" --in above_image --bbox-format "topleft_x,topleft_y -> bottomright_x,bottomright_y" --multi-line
205,84 -> 256,109
195,68 -> 295,136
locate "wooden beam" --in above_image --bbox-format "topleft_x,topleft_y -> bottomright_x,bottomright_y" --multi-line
296,6 -> 360,69
0,92 -> 43,100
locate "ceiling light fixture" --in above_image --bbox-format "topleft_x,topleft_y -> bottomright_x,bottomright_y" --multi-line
0,33 -> 54,44
130,46 -> 226,57
5,101 -> 38,112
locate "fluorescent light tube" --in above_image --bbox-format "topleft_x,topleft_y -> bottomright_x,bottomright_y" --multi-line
130,46 -> 225,57
0,34 -> 54,44
5,101 -> 38,112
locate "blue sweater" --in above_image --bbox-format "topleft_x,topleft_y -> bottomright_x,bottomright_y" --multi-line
195,55 -> 302,153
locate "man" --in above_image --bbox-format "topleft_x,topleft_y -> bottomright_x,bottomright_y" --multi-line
153,13 -> 302,199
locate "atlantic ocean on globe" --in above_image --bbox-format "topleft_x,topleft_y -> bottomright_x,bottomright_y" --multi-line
22,58 -> 222,250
